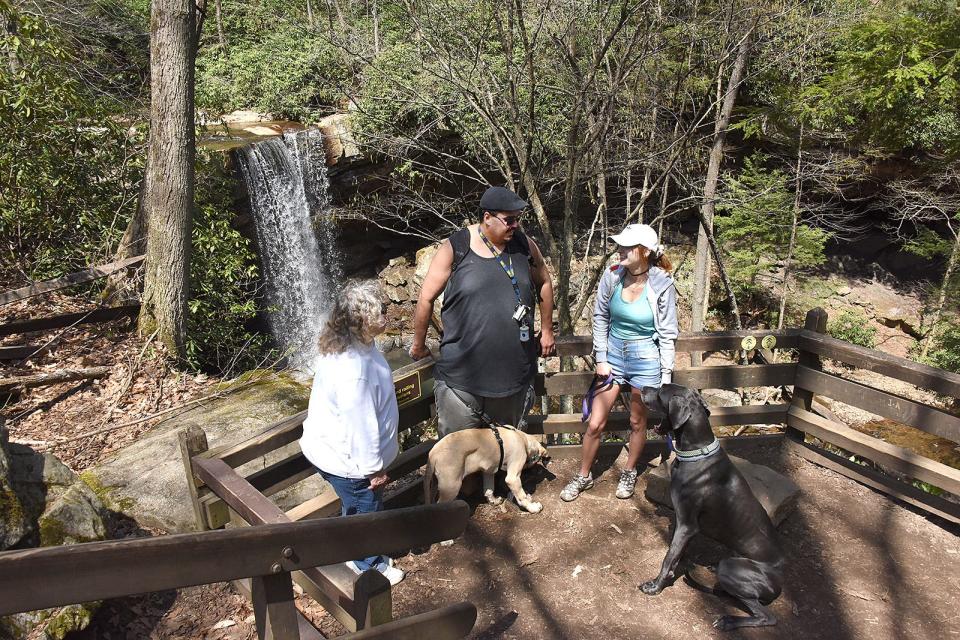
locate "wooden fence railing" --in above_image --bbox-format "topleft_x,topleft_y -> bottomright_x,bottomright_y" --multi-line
6,312 -> 957,637
784,308 -> 960,524
180,330 -> 802,633
0,502 -> 476,640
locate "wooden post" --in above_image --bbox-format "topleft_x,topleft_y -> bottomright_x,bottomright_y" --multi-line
353,569 -> 392,630
787,308 -> 827,442
252,571 -> 300,640
178,426 -> 210,531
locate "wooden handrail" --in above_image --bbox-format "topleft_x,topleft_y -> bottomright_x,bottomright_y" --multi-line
0,305 -> 140,337
526,404 -> 788,435
795,366 -> 960,444
544,363 -> 796,395
799,329 -> 960,399
0,255 -> 145,306
201,356 -> 438,470
787,406 -> 960,496
555,329 -> 800,357
343,601 -> 477,640
0,502 -> 470,617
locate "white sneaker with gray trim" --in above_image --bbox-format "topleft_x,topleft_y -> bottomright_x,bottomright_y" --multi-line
560,473 -> 594,502
616,468 -> 639,499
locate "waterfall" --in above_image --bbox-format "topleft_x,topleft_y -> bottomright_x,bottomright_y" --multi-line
236,130 -> 342,372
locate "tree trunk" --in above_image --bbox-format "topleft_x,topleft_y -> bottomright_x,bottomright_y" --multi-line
215,0 -> 227,49
370,0 -> 379,52
105,159 -> 150,302
921,228 -> 960,358
656,170 -> 670,237
521,173 -> 559,266
695,209 -> 742,331
139,0 -> 197,360
778,120 -> 804,331
5,12 -> 19,75
690,30 -> 752,363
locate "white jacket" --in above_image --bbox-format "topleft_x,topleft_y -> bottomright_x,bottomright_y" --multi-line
299,343 -> 399,479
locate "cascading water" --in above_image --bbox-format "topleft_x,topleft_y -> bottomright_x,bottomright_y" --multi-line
236,130 -> 342,372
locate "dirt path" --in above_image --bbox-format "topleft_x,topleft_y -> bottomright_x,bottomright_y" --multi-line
66,439 -> 960,639
387,441 -> 960,640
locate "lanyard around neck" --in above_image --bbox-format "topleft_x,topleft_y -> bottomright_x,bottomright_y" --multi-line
478,227 -> 523,305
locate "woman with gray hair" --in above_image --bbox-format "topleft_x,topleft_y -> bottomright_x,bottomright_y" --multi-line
299,280 -> 404,585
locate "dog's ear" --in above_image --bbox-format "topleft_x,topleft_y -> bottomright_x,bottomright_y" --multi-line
695,390 -> 711,417
668,393 -> 694,429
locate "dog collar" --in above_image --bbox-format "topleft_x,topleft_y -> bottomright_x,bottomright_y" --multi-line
668,435 -> 721,462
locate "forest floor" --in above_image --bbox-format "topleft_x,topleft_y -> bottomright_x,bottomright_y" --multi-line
0,291 -> 222,471
65,443 -> 960,640
1,266 -> 958,639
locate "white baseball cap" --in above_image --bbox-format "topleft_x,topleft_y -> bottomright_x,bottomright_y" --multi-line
609,223 -> 661,254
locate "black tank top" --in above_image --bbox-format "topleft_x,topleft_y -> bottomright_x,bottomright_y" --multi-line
435,229 -> 538,397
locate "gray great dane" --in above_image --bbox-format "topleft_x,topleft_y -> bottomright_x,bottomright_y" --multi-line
640,383 -> 785,631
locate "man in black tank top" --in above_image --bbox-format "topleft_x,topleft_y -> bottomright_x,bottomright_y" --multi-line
409,186 -> 556,436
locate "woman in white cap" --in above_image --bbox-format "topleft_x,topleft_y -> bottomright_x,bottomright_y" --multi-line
560,224 -> 678,501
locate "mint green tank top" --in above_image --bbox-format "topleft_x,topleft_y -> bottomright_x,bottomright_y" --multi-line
609,281 -> 656,340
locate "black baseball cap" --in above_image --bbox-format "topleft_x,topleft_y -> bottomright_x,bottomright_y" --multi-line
479,186 -> 528,212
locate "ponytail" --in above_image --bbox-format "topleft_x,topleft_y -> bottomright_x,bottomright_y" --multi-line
653,249 -> 673,273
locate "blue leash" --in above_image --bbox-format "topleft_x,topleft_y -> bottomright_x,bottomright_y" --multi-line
581,374 -> 616,422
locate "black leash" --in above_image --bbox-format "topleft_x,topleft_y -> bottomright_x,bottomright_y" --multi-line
447,386 -> 516,472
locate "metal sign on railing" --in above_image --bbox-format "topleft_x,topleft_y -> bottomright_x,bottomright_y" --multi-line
394,370 -> 422,407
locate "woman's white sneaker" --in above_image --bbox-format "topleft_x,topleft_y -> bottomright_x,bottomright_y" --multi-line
616,468 -> 638,499
560,473 -> 594,502
380,564 -> 405,586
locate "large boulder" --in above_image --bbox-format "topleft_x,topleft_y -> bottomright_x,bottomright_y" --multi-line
84,373 -> 312,533
0,423 -> 29,550
317,112 -> 360,164
644,455 -> 800,527
1,437 -> 108,639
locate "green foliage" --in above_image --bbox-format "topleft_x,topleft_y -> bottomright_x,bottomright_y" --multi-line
716,155 -> 830,298
902,225 -> 953,260
0,1 -> 143,279
923,321 -> 960,374
809,0 -> 960,154
195,1 -> 355,120
187,151 -> 275,373
828,310 -> 878,349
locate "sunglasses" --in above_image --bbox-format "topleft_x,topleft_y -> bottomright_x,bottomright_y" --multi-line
493,214 -> 524,227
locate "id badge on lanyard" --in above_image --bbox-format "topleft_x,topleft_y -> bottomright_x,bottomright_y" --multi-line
480,228 -> 531,343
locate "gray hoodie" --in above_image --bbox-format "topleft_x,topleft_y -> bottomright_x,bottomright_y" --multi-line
592,265 -> 679,384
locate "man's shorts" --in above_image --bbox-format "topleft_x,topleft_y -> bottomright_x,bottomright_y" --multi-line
434,380 -> 534,437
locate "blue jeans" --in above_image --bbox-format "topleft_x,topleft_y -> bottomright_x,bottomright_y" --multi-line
318,470 -> 389,572
606,333 -> 661,390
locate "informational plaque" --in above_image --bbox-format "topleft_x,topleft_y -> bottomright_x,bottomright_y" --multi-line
394,370 -> 422,407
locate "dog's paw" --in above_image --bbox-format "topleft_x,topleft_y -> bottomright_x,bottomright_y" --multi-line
524,501 -> 543,513
486,495 -> 505,506
439,539 -> 455,547
712,616 -> 736,631
639,580 -> 663,595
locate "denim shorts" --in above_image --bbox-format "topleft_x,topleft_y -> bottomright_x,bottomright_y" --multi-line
606,333 -> 662,390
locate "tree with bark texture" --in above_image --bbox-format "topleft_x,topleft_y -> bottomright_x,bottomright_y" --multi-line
689,16 -> 754,362
349,0 -> 731,333
138,0 -> 198,359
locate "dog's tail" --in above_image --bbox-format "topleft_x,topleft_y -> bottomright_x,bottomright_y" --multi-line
423,457 -> 435,505
684,564 -> 722,595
